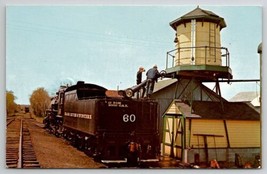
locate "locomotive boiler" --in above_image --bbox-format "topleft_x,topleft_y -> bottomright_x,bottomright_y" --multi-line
44,81 -> 160,165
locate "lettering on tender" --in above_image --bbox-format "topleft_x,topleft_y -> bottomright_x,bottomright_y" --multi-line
65,112 -> 92,119
107,101 -> 128,107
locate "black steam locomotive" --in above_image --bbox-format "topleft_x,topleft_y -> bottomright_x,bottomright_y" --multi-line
44,81 -> 160,165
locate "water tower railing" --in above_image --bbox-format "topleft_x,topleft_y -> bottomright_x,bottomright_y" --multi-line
166,46 -> 230,69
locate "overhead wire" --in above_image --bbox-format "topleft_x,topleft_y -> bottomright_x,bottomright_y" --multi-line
7,20 -> 172,48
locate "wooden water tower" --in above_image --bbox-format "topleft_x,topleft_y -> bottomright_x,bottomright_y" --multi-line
166,6 -> 232,81
154,7 -> 234,161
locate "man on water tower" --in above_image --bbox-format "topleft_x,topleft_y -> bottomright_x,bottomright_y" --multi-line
146,65 -> 161,98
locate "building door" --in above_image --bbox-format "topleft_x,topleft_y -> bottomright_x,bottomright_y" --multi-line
162,114 -> 185,160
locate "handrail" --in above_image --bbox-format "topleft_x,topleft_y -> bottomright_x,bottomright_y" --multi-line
166,46 -> 230,69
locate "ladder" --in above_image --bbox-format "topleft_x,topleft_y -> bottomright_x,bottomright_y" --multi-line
209,23 -> 216,62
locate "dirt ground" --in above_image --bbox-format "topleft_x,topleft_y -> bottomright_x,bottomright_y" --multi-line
25,115 -> 105,168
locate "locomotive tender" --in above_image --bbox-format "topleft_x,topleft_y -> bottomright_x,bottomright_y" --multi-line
44,81 -> 160,164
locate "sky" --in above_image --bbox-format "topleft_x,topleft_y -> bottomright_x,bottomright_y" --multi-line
6,5 -> 262,104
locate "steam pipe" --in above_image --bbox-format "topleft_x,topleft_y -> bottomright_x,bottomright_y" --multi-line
124,80 -> 147,98
123,70 -> 167,98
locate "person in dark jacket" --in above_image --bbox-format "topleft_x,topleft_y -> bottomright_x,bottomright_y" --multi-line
146,65 -> 160,97
136,66 -> 145,85
136,67 -> 145,98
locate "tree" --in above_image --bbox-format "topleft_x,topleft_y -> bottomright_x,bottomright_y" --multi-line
6,90 -> 17,115
29,87 -> 50,117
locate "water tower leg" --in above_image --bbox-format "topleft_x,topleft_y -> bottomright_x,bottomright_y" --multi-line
215,79 -> 224,112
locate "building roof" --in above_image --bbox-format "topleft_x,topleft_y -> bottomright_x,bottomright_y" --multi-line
229,91 -> 259,102
152,79 -> 260,121
192,101 -> 260,120
170,6 -> 226,30
165,100 -> 259,120
229,91 -> 261,109
153,78 -> 178,93
166,100 -> 201,118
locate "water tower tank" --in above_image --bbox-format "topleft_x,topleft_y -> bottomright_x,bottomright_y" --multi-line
167,7 -> 232,80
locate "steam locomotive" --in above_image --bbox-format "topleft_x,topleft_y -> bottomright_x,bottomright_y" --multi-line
43,81 -> 160,165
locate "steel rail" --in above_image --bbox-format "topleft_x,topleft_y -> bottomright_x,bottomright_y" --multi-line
17,119 -> 23,168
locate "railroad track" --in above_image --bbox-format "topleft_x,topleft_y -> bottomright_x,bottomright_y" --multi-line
6,117 -> 41,168
6,118 -> 20,168
6,118 -> 15,126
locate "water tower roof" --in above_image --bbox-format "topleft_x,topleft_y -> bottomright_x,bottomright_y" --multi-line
170,6 -> 226,30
